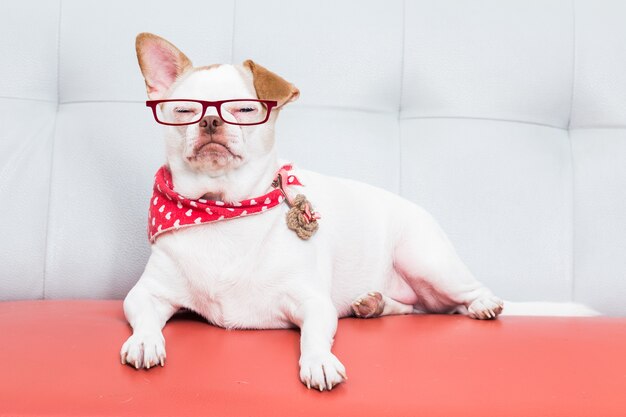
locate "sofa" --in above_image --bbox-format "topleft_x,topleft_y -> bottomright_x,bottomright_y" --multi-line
1,0 -> 625,415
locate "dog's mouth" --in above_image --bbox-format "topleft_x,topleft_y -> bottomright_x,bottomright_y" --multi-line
188,138 -> 239,161
197,142 -> 230,154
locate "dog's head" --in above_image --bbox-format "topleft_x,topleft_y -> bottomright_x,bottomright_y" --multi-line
136,33 -> 299,199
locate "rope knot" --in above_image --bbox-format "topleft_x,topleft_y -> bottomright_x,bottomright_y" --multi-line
285,194 -> 320,240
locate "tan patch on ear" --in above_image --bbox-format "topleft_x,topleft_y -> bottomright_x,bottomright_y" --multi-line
243,60 -> 299,107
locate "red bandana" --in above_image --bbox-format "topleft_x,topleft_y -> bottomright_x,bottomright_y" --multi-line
148,164 -> 303,243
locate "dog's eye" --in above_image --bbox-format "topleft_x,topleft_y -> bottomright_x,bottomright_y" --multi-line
238,107 -> 256,113
175,108 -> 193,113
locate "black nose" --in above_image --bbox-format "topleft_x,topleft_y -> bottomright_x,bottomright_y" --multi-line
199,116 -> 224,134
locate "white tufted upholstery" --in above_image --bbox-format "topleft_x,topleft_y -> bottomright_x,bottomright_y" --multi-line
1,0 -> 625,315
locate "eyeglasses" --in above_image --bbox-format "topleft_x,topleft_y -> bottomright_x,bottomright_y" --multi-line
145,99 -> 278,126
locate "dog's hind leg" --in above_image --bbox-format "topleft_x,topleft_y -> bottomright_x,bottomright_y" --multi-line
351,292 -> 414,318
392,207 -> 504,320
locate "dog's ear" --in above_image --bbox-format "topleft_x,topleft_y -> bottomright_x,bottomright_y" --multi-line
243,60 -> 300,108
136,33 -> 192,100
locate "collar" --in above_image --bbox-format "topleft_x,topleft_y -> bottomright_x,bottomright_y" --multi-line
148,164 -> 303,243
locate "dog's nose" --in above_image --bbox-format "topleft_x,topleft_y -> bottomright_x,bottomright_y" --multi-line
199,116 -> 224,134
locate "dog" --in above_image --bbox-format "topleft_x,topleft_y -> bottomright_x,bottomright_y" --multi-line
121,32 -> 504,391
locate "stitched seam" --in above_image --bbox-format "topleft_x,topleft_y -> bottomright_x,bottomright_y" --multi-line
569,0 -> 577,302
0,95 -> 56,103
59,100 -> 398,114
400,115 -> 566,130
42,0 -> 63,300
567,125 -> 626,130
284,104 -> 396,114
568,0 -> 577,130
60,99 -> 144,104
58,99 -> 586,130
568,130 -> 576,303
397,0 -> 406,196
60,99 -> 398,113
231,0 -> 237,63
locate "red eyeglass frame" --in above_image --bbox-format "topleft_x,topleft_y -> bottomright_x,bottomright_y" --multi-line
145,99 -> 279,126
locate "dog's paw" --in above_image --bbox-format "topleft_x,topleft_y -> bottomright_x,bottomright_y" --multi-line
467,296 -> 504,320
352,291 -> 385,318
120,332 -> 166,369
299,352 -> 347,391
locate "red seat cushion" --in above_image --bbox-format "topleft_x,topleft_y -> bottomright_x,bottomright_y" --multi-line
0,300 -> 625,416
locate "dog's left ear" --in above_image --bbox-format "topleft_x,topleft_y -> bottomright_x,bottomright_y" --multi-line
136,33 -> 193,100
243,60 -> 300,108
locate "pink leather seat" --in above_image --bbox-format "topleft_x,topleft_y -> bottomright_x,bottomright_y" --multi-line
1,300 -> 624,416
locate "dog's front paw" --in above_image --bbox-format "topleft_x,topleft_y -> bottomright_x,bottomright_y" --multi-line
468,296 -> 504,320
120,332 -> 166,369
299,352 -> 347,391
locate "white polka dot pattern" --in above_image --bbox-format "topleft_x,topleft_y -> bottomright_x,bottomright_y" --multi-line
147,164 -> 303,243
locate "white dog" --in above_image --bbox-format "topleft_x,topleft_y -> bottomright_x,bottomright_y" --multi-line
121,33 -> 504,391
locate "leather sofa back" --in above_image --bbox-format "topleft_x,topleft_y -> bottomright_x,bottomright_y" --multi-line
1,0 -> 625,314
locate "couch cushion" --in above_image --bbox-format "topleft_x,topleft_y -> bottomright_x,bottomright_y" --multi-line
2,0 -> 626,316
0,300 -> 624,416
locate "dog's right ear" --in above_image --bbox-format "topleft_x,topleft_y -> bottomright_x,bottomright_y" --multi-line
242,60 -> 300,108
136,33 -> 192,100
